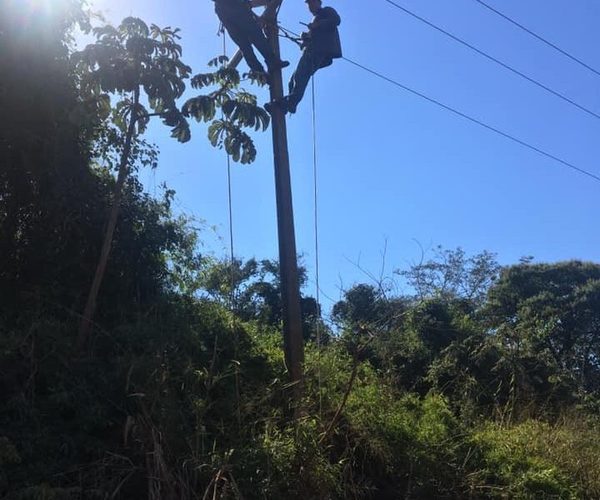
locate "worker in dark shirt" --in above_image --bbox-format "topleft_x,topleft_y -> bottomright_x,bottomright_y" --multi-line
268,0 -> 342,114
213,0 -> 289,75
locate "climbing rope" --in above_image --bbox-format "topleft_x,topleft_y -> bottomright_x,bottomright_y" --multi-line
311,75 -> 323,417
278,24 -> 302,48
216,31 -> 236,326
220,31 -> 242,430
226,156 -> 235,308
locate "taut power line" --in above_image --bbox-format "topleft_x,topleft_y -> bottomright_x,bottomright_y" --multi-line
383,0 -> 600,122
341,56 -> 600,183
473,0 -> 600,78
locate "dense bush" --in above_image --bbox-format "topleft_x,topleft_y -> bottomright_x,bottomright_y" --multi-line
468,418 -> 600,499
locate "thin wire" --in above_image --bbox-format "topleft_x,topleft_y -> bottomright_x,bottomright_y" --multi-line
227,166 -> 235,292
474,0 -> 600,78
222,32 -> 241,430
341,56 -> 600,183
276,21 -> 600,183
383,0 -> 600,121
311,75 -> 323,418
221,33 -> 236,308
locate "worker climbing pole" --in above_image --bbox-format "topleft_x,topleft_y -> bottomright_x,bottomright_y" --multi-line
267,0 -> 342,114
213,0 -> 289,76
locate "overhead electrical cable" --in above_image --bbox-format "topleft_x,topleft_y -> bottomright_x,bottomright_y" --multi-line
341,57 -> 600,183
278,24 -> 600,183
473,0 -> 600,78
383,0 -> 600,121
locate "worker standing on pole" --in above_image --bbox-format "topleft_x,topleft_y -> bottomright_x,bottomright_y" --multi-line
267,0 -> 342,114
213,0 -> 289,76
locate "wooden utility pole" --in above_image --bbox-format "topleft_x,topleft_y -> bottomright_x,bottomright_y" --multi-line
230,0 -> 305,394
263,2 -> 305,394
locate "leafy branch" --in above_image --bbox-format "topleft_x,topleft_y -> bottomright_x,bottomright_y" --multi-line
183,56 -> 270,164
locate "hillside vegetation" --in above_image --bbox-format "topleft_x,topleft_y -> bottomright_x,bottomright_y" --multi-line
1,2 -> 599,498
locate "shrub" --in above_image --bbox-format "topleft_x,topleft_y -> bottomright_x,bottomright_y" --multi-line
468,418 -> 600,498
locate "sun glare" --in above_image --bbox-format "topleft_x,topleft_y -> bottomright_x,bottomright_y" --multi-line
19,0 -> 53,13
5,0 -> 72,29
14,0 -> 84,16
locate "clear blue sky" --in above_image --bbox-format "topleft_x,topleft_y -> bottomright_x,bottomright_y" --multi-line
87,0 -> 600,309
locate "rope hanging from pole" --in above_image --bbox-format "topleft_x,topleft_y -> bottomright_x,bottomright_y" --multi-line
219,31 -> 242,429
220,35 -> 236,307
311,75 -> 323,417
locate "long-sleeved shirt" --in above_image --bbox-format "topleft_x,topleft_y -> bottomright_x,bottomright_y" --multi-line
307,6 -> 342,59
213,0 -> 256,27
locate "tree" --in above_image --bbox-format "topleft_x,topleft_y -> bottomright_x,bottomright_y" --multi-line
75,23 -> 272,349
331,284 -> 405,340
200,257 -> 327,341
485,261 -> 600,400
398,246 -> 500,307
75,17 -> 192,349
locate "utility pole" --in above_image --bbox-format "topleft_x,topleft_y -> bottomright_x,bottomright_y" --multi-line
229,0 -> 304,396
263,1 -> 305,396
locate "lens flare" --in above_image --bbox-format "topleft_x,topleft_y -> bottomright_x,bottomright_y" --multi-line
3,0 -> 78,33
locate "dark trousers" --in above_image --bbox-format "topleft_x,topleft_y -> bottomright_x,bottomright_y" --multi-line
288,50 -> 332,109
216,3 -> 276,73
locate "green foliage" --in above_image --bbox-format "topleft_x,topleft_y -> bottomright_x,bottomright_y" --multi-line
334,255 -> 600,421
344,388 -> 462,497
332,283 -> 389,330
468,419 -> 600,498
0,437 -> 21,490
484,261 -> 600,413
199,257 -> 328,343
398,246 -> 500,306
74,17 -> 191,142
183,57 -> 270,164
242,418 -> 341,498
302,347 -> 463,498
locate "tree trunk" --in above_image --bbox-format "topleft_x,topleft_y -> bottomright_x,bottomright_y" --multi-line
77,92 -> 139,352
